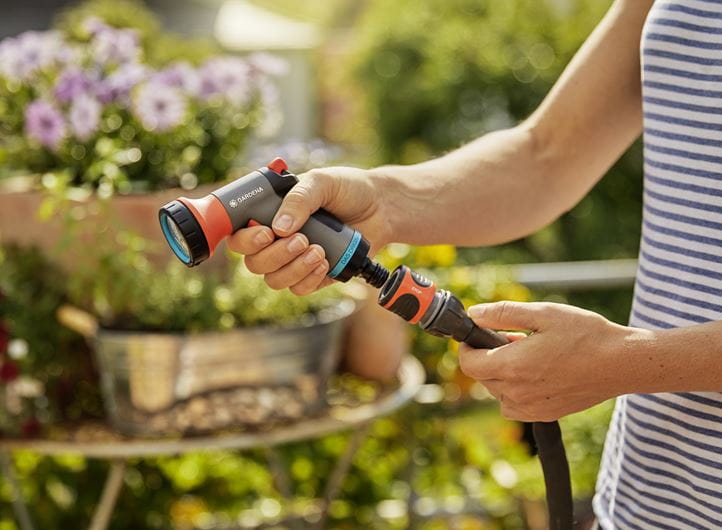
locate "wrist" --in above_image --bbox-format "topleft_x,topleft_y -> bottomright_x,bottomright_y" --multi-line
603,323 -> 719,395
366,164 -> 419,246
369,160 -> 447,246
604,323 -> 660,396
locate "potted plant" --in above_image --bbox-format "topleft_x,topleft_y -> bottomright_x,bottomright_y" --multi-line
0,3 -> 283,248
60,233 -> 361,435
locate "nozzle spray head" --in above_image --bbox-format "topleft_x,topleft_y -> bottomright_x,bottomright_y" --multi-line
158,159 -> 292,267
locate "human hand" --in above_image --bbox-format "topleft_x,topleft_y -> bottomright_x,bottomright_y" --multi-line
227,166 -> 392,295
458,301 -> 634,422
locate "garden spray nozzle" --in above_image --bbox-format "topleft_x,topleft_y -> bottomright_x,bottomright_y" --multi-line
158,159 -> 387,284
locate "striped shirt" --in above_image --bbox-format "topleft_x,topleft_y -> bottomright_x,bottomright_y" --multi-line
593,1 -> 722,528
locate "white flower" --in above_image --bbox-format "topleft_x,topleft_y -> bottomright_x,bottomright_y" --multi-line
132,82 -> 187,132
10,376 -> 44,398
7,338 -> 28,360
198,56 -> 251,106
69,94 -> 102,141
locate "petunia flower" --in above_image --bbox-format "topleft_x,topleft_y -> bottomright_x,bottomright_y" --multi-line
24,99 -> 66,150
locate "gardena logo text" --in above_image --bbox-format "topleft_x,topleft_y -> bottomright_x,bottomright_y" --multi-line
229,187 -> 264,208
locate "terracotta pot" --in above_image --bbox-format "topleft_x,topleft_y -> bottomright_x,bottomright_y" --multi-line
0,181 -> 228,270
343,285 -> 408,382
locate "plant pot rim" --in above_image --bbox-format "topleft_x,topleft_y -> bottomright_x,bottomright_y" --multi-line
95,296 -> 360,339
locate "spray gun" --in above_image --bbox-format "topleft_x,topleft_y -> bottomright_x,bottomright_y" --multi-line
159,159 -> 573,530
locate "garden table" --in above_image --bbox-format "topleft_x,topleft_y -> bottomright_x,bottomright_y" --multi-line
0,355 -> 424,530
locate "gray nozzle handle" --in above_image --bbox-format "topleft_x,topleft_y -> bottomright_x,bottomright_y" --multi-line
211,170 -> 360,277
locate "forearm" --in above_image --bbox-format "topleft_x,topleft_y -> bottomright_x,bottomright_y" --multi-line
614,321 -> 722,395
375,0 -> 649,247
374,126 -> 554,246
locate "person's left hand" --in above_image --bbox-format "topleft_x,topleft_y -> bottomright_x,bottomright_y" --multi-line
458,301 -> 634,422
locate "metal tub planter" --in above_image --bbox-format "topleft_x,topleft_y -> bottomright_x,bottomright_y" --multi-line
63,299 -> 357,436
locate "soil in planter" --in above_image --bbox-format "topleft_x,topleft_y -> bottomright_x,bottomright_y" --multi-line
114,376 -> 321,436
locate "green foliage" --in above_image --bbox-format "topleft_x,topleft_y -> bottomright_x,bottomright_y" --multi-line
0,401 -> 613,529
353,0 -> 611,162
0,246 -> 103,436
56,0 -> 161,41
55,0 -> 220,66
68,248 -> 348,332
350,0 -> 642,267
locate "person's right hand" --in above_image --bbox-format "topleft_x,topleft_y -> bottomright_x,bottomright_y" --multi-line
227,166 -> 391,295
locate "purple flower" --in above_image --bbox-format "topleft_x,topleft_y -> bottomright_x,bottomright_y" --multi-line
152,62 -> 199,95
69,94 -> 101,141
91,25 -> 140,66
54,68 -> 96,103
24,100 -> 66,150
0,31 -> 63,81
96,62 -> 148,104
198,57 -> 251,105
56,44 -> 82,67
132,82 -> 187,132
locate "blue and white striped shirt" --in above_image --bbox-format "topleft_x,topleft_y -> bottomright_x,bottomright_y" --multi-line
594,1 -> 722,528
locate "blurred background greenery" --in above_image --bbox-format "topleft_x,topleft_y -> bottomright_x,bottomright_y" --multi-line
0,0 -> 640,528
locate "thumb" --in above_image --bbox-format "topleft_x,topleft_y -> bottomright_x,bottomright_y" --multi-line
272,169 -> 336,236
467,301 -> 550,332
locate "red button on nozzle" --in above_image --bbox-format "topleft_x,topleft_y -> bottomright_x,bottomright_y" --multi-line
268,157 -> 288,174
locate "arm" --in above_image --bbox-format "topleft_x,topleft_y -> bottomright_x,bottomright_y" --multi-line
380,0 -> 651,246
458,302 -> 722,422
228,0 -> 652,296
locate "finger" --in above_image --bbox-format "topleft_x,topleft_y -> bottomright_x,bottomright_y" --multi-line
264,245 -> 326,290
227,225 -> 275,255
458,342 -> 512,381
317,277 -> 335,289
502,332 -> 528,342
467,301 -> 553,332
290,260 -> 330,296
272,169 -> 336,236
244,233 -> 308,275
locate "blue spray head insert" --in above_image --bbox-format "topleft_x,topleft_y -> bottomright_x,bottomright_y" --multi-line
158,199 -> 210,268
159,209 -> 192,265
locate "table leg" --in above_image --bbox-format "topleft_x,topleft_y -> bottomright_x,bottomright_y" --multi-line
264,447 -> 304,530
403,402 -> 421,528
88,459 -> 127,530
315,422 -> 371,530
265,447 -> 294,499
0,451 -> 35,530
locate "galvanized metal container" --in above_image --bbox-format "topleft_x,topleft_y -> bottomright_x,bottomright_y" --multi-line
93,299 -> 357,436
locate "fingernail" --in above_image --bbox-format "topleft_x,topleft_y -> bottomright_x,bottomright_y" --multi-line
468,305 -> 485,318
313,262 -> 328,275
253,230 -> 273,246
273,214 -> 294,232
288,235 -> 307,253
304,247 -> 324,264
